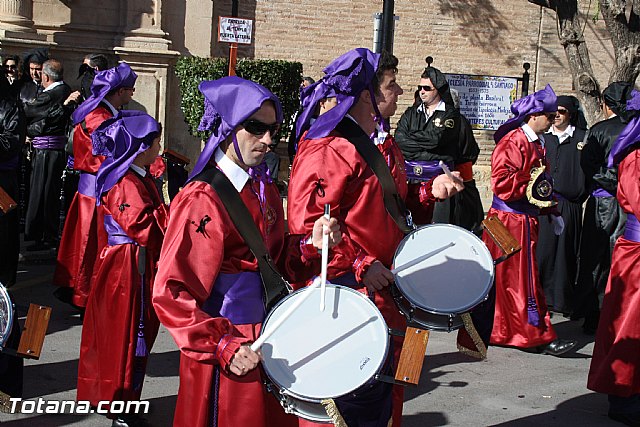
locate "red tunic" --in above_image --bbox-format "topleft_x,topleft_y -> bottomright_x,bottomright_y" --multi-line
588,149 -> 640,396
54,106 -> 110,307
77,171 -> 167,409
287,130 -> 408,427
152,177 -> 311,427
485,127 -> 556,348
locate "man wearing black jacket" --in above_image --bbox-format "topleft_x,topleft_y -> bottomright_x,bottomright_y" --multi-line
536,95 -> 588,316
23,59 -> 80,250
394,66 -> 483,230
574,82 -> 634,334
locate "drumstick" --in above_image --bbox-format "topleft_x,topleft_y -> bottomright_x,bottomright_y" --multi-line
438,160 -> 455,179
391,241 -> 456,275
250,277 -> 323,352
320,204 -> 330,312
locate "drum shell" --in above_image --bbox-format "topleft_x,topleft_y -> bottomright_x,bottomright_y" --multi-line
0,284 -> 14,349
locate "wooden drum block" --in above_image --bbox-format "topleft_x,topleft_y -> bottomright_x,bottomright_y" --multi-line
481,216 -> 521,263
394,326 -> 430,385
17,304 -> 51,359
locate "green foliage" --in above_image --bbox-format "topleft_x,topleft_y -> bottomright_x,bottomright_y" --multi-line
174,56 -> 303,141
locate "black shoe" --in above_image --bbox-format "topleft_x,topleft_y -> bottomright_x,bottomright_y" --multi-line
538,339 -> 577,356
111,415 -> 151,427
608,410 -> 640,426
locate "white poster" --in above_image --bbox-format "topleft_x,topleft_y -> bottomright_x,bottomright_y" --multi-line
445,74 -> 518,130
218,17 -> 253,44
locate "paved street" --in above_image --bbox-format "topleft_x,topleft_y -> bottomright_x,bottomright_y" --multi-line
0,251 -> 622,427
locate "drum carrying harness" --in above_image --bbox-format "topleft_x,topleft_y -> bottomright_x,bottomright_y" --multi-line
335,118 -> 414,234
194,165 -> 291,312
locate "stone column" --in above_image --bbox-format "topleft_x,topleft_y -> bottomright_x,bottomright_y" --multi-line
0,0 -> 42,37
119,0 -> 171,51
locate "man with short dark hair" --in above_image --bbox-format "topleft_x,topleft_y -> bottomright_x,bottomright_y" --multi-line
23,59 -> 80,250
19,49 -> 47,105
395,66 -> 484,230
536,95 -> 588,315
54,62 -> 137,309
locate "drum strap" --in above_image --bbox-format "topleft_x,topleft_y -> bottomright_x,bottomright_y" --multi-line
335,118 -> 413,234
193,165 -> 291,312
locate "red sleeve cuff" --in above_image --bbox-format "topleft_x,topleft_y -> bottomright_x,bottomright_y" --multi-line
352,252 -> 376,283
215,334 -> 247,370
419,179 -> 438,205
299,232 -> 321,261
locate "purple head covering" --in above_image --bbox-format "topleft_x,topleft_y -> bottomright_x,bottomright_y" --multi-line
92,110 -> 161,204
609,89 -> 640,167
72,62 -> 137,125
188,76 -> 283,181
296,48 -> 382,140
493,84 -> 557,143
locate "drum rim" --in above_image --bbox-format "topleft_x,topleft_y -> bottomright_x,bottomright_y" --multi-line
392,223 -> 494,315
261,282 -> 390,400
0,283 -> 13,349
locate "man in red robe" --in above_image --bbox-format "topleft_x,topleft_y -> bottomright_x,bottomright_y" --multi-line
152,76 -> 341,427
53,62 -> 137,309
588,91 -> 640,426
486,85 -> 576,356
288,48 -> 464,427
77,111 -> 166,427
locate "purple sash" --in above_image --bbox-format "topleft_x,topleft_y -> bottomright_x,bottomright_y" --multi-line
78,172 -> 97,198
405,160 -> 450,181
202,272 -> 265,324
0,155 -> 19,171
32,135 -> 66,150
104,214 -> 135,246
592,188 -> 614,198
490,195 -> 540,216
625,214 -> 640,242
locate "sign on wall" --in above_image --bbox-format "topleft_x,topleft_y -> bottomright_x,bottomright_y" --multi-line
445,74 -> 518,130
218,16 -> 253,44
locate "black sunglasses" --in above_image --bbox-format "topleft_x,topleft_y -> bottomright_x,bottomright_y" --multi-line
418,85 -> 435,92
556,108 -> 569,115
242,119 -> 280,137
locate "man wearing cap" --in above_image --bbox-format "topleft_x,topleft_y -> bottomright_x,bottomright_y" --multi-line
22,59 -> 80,251
395,66 -> 484,230
288,48 -> 464,427
152,76 -> 341,427
487,84 -> 576,356
588,89 -> 640,426
54,62 -> 137,309
574,82 -> 634,335
536,95 -> 588,316
77,111 -> 166,427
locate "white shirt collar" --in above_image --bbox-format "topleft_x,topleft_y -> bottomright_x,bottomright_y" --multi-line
548,124 -> 575,143
374,123 -> 388,146
102,99 -> 119,117
129,163 -> 147,177
214,147 -> 250,192
43,81 -> 64,92
520,123 -> 540,143
417,100 -> 446,118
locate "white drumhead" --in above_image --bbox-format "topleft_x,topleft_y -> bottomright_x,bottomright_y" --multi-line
393,224 -> 494,314
260,282 -> 389,401
0,284 -> 13,349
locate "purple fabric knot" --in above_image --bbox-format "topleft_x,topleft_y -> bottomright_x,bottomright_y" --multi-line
91,127 -> 114,157
527,297 -> 541,327
198,99 -> 222,133
494,84 -> 557,143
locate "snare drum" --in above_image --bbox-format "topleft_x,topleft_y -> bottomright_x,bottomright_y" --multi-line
0,283 -> 14,350
392,224 -> 494,332
260,283 -> 389,423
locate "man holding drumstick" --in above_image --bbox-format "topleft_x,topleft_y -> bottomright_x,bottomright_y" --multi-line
152,76 -> 341,427
288,48 -> 464,427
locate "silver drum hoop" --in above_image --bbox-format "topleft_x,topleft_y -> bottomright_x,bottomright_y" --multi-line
0,283 -> 14,350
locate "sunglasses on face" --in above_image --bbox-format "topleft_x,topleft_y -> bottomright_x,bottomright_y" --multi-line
4,65 -> 16,70
242,119 -> 280,138
418,85 -> 435,92
556,108 -> 569,115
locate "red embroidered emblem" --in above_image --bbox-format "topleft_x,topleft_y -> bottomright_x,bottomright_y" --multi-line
265,205 -> 277,234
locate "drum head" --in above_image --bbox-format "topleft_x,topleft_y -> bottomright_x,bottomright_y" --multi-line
393,224 -> 494,314
261,283 -> 389,401
0,284 -> 13,349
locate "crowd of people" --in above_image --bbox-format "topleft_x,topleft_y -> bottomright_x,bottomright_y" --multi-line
0,45 -> 639,427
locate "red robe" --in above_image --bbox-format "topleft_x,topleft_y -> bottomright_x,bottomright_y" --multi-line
152,177 -> 314,427
53,106 -> 110,307
588,149 -> 640,396
287,130 -> 409,427
77,171 -> 167,409
485,127 -> 557,348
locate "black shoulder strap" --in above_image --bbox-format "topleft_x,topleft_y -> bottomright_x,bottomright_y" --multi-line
193,165 -> 290,311
335,118 -> 413,234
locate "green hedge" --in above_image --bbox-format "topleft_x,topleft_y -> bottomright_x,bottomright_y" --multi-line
174,56 -> 303,142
